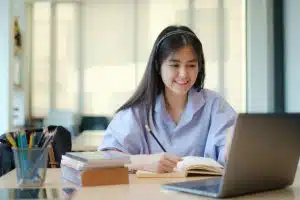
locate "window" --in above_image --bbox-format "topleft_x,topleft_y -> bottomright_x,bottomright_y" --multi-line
56,4 -> 78,111
30,0 -> 246,118
32,2 -> 50,117
31,2 -> 78,117
82,0 -> 245,115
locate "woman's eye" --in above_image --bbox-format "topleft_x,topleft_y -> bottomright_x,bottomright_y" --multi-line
188,65 -> 196,68
169,64 -> 179,68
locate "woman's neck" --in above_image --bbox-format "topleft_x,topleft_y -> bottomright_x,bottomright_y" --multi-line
164,90 -> 188,115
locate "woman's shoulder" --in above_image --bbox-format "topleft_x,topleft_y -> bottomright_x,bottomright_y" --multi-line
199,89 -> 236,113
194,88 -> 226,102
110,103 -> 145,125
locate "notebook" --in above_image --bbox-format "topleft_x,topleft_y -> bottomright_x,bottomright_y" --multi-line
62,151 -> 131,170
136,156 -> 224,178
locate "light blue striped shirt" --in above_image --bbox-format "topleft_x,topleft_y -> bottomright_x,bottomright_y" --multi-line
99,89 -> 237,165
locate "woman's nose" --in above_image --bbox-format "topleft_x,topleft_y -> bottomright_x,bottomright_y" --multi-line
178,66 -> 187,77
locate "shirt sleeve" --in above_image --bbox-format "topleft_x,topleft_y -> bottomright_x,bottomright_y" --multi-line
98,108 -> 144,154
204,96 -> 237,166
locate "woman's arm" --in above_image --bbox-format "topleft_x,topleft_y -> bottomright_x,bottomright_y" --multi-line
98,108 -> 182,173
205,96 -> 237,165
105,150 -> 182,173
98,109 -> 143,154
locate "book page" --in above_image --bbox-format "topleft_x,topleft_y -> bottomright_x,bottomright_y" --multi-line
136,156 -> 224,178
176,156 -> 223,172
136,170 -> 186,178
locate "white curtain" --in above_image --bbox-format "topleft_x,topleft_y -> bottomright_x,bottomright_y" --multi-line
30,0 -> 245,117
32,2 -> 78,117
32,2 -> 51,117
55,4 -> 78,111
82,0 -> 245,115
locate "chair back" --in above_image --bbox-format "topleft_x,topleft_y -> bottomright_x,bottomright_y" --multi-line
80,116 -> 110,132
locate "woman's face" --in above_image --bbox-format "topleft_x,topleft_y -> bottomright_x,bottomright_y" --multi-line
160,46 -> 199,96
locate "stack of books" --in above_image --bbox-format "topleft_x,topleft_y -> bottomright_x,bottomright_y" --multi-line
61,151 -> 131,187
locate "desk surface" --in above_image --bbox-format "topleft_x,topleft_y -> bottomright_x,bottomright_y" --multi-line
72,130 -> 104,151
0,168 -> 299,200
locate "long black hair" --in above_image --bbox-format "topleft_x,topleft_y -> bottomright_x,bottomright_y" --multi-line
116,25 -> 205,126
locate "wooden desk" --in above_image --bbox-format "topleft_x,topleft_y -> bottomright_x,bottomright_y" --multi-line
72,130 -> 104,152
0,168 -> 299,200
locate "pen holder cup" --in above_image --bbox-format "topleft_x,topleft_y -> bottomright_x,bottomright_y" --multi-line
12,147 -> 49,187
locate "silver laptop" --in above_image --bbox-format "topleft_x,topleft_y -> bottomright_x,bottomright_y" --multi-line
162,114 -> 300,198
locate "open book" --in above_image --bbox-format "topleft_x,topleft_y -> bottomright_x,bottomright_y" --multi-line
136,156 -> 224,178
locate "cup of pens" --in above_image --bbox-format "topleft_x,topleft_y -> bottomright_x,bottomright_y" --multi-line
13,147 -> 49,187
7,128 -> 56,187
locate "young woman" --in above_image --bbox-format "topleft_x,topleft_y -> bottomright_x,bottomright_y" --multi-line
98,25 -> 237,173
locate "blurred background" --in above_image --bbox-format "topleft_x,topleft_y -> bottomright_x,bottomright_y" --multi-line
0,0 -> 299,138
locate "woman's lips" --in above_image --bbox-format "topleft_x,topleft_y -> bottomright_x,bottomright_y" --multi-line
175,81 -> 189,86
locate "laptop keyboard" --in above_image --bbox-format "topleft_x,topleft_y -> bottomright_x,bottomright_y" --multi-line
164,178 -> 222,194
190,183 -> 221,193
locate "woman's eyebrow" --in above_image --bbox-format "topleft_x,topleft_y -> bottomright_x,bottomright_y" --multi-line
187,59 -> 197,63
168,59 -> 180,63
168,58 -> 197,63
169,59 -> 197,62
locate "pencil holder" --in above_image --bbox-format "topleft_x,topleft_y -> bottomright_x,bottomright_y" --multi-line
12,147 -> 49,187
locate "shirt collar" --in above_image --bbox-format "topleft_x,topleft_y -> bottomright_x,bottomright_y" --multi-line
154,88 -> 206,116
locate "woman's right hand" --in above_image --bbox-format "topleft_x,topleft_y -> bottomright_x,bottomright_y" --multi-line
108,151 -> 183,174
141,153 -> 183,173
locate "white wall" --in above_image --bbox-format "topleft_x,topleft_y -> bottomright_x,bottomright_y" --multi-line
246,0 -> 274,113
284,0 -> 300,112
0,0 -> 12,134
12,1 -> 26,128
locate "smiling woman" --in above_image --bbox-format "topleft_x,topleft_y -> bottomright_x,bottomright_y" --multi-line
98,25 -> 237,174
160,46 -> 199,124
161,47 -> 199,95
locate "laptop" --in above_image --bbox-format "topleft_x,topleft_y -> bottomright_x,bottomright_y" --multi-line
162,113 -> 300,198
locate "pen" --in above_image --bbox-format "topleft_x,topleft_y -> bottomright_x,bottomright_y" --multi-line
29,128 -> 57,177
5,133 -> 17,147
41,128 -> 57,148
145,124 -> 167,152
21,131 -> 28,148
41,136 -> 53,148
7,128 -> 43,137
19,131 -> 28,177
29,133 -> 35,148
16,131 -> 22,148
37,133 -> 45,148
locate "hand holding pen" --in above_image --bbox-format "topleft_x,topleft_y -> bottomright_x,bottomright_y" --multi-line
137,153 -> 182,173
